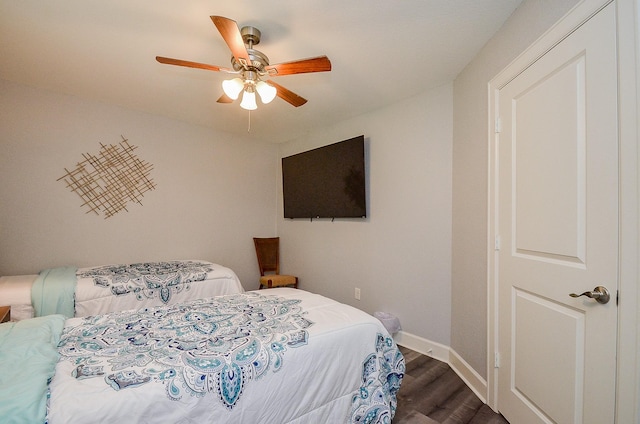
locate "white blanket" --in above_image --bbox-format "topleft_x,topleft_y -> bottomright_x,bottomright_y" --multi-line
48,288 -> 404,423
74,260 -> 244,316
0,261 -> 245,320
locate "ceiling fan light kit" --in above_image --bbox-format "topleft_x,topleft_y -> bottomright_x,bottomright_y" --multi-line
239,86 -> 257,110
221,78 -> 244,100
221,73 -> 277,110
255,81 -> 277,104
156,16 -> 331,111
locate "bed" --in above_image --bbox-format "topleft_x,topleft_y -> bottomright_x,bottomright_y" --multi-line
0,260 -> 244,320
0,288 -> 404,423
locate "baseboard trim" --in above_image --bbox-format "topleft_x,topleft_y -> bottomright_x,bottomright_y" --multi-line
393,331 -> 450,364
449,348 -> 488,404
393,331 -> 488,405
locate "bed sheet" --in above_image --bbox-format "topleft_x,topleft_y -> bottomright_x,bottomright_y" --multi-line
48,288 -> 404,423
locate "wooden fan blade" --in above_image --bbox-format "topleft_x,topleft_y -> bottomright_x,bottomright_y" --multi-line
265,56 -> 332,76
217,93 -> 234,103
210,16 -> 252,68
156,56 -> 231,72
266,81 -> 308,107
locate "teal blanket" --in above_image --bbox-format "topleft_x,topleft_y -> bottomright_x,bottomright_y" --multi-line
31,267 -> 78,318
0,315 -> 66,424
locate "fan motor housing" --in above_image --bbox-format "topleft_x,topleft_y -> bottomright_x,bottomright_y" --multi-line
228,26 -> 270,72
231,48 -> 269,72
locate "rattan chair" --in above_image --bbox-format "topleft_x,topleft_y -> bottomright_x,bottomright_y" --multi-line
253,237 -> 298,289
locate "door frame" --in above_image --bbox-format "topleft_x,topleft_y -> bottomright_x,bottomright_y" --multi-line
486,0 -> 639,422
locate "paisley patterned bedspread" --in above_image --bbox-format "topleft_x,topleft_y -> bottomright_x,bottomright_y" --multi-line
48,288 -> 404,423
74,260 -> 244,317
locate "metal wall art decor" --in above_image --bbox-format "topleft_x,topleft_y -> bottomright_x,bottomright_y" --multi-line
58,136 -> 156,218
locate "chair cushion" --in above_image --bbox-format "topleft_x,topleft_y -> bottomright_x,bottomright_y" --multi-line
259,275 -> 297,287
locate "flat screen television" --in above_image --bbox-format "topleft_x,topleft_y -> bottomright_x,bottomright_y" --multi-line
282,135 -> 366,219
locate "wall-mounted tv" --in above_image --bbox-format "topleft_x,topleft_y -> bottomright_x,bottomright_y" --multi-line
282,135 -> 366,219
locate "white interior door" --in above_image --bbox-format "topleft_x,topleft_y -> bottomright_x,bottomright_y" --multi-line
495,3 -> 618,424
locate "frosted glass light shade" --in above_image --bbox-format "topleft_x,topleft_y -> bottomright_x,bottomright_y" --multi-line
240,90 -> 257,110
222,78 -> 244,100
256,81 -> 277,104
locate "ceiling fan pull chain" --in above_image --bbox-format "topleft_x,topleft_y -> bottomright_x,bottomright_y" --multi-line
247,110 -> 251,132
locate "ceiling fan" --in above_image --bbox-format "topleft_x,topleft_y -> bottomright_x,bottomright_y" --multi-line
156,16 -> 332,110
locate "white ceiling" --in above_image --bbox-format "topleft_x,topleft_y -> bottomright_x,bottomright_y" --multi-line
0,1 -> 522,143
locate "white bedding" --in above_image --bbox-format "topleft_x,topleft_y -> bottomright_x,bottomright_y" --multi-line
74,260 -> 244,316
0,261 -> 245,320
0,274 -> 37,321
48,288 -> 404,423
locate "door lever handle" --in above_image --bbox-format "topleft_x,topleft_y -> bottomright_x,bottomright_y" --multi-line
569,286 -> 610,304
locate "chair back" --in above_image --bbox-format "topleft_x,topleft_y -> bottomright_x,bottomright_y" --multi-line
253,237 -> 280,276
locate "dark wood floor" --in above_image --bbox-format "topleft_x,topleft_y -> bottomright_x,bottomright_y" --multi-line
394,346 -> 510,424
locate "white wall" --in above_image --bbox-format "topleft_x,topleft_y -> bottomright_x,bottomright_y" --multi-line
0,79 -> 279,285
451,0 -> 582,378
277,84 -> 453,346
